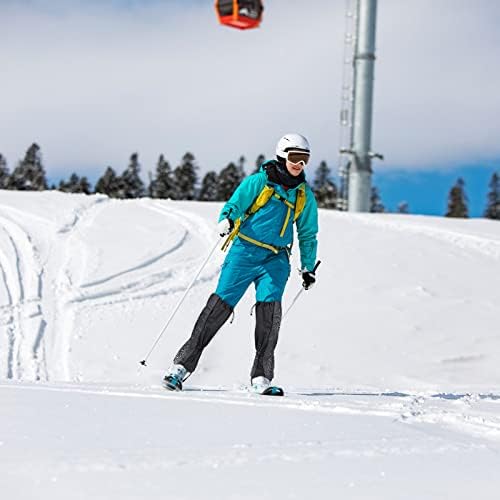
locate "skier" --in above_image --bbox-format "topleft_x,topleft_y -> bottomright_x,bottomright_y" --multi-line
163,133 -> 319,395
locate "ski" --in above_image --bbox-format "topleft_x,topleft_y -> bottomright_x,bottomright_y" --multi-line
161,383 -> 284,396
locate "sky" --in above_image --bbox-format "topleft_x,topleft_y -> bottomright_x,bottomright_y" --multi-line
1,0 -> 499,216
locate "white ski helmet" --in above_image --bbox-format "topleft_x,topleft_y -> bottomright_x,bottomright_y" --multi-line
275,133 -> 311,160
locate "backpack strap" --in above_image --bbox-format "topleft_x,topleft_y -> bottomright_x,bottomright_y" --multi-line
273,184 -> 307,236
221,218 -> 241,252
247,185 -> 275,215
293,184 -> 307,222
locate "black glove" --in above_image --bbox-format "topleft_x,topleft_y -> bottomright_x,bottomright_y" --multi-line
302,270 -> 316,290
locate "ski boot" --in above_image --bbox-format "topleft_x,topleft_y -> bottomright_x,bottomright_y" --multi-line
163,364 -> 188,392
250,376 -> 284,397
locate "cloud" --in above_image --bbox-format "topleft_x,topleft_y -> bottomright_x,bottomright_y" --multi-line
0,0 -> 499,182
375,0 -> 500,169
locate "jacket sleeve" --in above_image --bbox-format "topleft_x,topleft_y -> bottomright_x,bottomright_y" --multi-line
218,173 -> 267,222
295,185 -> 319,271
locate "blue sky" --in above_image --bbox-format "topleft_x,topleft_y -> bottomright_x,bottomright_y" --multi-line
2,0 -> 500,217
374,165 -> 498,217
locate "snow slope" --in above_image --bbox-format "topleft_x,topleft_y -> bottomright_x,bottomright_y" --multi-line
1,190 -> 499,499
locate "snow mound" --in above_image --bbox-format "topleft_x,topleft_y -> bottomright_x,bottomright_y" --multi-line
2,190 -> 500,500
0,190 -> 499,393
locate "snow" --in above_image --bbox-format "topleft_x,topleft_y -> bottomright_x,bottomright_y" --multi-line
1,190 -> 500,499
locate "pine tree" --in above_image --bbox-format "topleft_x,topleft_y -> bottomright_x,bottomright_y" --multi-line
79,176 -> 91,194
445,177 -> 468,218
238,155 -> 246,172
95,166 -> 121,198
59,173 -> 91,194
217,161 -> 245,201
9,143 -> 48,191
121,152 -> 145,199
370,186 -> 385,213
253,154 -> 266,173
59,173 -> 79,193
0,154 -> 9,189
150,154 -> 176,199
397,201 -> 409,214
174,152 -> 198,200
484,172 -> 500,220
59,173 -> 75,193
312,161 -> 338,209
198,171 -> 219,201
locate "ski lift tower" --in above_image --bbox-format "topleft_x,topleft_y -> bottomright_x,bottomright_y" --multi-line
339,0 -> 382,212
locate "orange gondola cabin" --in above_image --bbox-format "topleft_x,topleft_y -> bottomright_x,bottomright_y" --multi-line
215,0 -> 264,30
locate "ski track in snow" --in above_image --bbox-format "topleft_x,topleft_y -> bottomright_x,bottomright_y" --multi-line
0,196 -> 220,382
3,381 -> 500,444
0,214 -> 45,381
73,199 -> 219,309
46,198 -> 108,380
79,233 -> 187,289
353,214 -> 500,260
0,197 -> 110,381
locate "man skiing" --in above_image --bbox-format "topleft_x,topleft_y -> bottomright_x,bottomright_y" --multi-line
163,133 -> 319,395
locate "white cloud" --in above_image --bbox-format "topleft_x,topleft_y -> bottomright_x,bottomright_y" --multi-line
375,0 -> 500,169
0,0 -> 499,181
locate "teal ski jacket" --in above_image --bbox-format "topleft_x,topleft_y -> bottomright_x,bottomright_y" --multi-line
219,161 -> 318,271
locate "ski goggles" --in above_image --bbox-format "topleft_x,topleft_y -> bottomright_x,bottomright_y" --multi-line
285,150 -> 310,166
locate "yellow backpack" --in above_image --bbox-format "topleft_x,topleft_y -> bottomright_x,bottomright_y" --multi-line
221,184 -> 307,253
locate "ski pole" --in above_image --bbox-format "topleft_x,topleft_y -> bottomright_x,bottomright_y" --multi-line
139,236 -> 222,367
283,260 -> 321,320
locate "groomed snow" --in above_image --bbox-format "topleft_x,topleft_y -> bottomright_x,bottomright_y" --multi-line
1,190 -> 499,499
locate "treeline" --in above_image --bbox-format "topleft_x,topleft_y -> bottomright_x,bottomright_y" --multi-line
0,143 -> 338,206
0,143 -> 499,220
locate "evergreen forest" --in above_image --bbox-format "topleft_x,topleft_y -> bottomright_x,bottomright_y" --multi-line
0,144 -> 499,219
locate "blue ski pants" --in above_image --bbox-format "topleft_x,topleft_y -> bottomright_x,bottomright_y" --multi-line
215,239 -> 291,308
